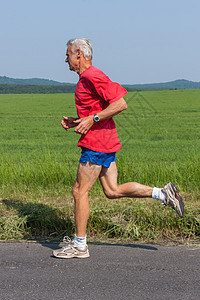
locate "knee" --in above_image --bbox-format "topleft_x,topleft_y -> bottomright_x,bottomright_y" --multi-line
103,188 -> 118,199
72,182 -> 88,200
72,182 -> 80,199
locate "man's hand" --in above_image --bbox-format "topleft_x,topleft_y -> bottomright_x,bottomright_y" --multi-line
61,116 -> 77,131
73,115 -> 94,135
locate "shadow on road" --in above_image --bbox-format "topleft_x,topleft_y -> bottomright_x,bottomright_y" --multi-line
39,242 -> 158,251
98,243 -> 158,250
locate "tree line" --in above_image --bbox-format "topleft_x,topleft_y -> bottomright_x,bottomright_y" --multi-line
0,84 -> 76,94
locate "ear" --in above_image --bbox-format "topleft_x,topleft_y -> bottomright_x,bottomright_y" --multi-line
76,49 -> 81,59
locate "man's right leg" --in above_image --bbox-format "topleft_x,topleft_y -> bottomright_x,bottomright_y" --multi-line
99,162 -> 184,217
99,162 -> 153,199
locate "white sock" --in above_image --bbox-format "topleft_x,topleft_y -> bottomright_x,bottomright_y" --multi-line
152,187 -> 166,202
74,234 -> 87,250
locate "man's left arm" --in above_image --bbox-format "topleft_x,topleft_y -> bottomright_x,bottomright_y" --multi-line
73,97 -> 127,135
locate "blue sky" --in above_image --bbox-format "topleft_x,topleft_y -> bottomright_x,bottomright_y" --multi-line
1,0 -> 199,84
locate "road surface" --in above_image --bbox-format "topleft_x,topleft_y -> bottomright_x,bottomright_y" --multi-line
0,242 -> 200,299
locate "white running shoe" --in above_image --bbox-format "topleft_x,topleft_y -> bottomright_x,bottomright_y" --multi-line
53,236 -> 90,259
162,182 -> 184,217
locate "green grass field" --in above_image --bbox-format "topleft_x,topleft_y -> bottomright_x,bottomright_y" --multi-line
0,90 -> 200,242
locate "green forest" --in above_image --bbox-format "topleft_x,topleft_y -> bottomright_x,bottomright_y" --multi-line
0,84 -> 76,94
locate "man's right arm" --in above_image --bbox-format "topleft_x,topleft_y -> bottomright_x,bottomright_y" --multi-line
73,97 -> 127,135
61,116 -> 78,131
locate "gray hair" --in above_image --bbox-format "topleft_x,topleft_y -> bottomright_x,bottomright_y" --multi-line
67,38 -> 93,60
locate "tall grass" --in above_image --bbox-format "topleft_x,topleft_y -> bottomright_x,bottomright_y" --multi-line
0,146 -> 199,195
0,151 -> 76,191
117,148 -> 200,194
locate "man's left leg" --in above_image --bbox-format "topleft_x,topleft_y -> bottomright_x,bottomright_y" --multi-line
53,161 -> 102,259
72,161 -> 102,237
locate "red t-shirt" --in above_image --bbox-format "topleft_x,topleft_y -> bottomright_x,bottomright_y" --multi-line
75,65 -> 127,153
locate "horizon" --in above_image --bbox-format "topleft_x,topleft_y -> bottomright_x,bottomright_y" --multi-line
0,75 -> 200,86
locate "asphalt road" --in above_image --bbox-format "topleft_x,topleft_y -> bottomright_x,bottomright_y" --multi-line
0,242 -> 200,300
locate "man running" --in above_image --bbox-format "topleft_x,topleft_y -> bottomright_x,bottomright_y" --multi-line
53,38 -> 184,259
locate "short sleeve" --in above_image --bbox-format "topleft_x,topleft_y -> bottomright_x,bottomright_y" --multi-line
89,70 -> 127,103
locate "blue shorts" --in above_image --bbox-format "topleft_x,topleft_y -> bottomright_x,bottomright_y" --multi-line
79,147 -> 117,168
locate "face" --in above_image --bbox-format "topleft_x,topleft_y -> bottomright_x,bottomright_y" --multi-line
65,45 -> 79,73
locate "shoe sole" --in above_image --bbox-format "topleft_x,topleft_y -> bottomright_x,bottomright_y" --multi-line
169,182 -> 184,217
53,250 -> 90,259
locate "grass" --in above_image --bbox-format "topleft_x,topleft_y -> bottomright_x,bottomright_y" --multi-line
0,90 -> 200,243
1,195 -> 200,243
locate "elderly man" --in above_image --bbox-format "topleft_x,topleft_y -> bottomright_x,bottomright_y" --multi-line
53,38 -> 184,259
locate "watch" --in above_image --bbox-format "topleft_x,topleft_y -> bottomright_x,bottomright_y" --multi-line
93,114 -> 100,122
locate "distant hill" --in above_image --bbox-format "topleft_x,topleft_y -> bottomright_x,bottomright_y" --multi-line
0,76 -> 200,94
123,79 -> 200,91
0,76 -> 73,86
0,76 -> 76,94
